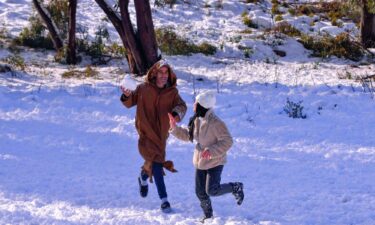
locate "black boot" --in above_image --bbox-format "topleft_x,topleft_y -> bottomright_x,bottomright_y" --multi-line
231,182 -> 244,205
138,172 -> 148,198
161,201 -> 172,213
199,199 -> 213,223
200,214 -> 213,223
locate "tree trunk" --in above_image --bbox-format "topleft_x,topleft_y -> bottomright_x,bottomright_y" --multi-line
361,0 -> 375,48
95,0 -> 139,74
67,0 -> 77,64
119,0 -> 147,75
134,0 -> 159,68
95,0 -> 160,75
32,0 -> 63,51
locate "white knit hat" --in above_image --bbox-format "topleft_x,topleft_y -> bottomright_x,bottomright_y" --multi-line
196,90 -> 216,109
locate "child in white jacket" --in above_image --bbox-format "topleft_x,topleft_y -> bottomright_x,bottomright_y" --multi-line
169,91 -> 244,223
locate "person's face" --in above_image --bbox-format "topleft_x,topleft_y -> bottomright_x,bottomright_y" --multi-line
156,66 -> 169,88
193,102 -> 197,113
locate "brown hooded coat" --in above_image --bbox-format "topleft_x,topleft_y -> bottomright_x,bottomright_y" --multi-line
121,61 -> 187,180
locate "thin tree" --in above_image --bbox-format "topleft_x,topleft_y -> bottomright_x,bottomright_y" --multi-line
360,0 -> 375,48
134,0 -> 159,68
33,0 -> 78,64
32,0 -> 63,51
67,0 -> 77,64
119,0 -> 147,74
95,0 -> 138,73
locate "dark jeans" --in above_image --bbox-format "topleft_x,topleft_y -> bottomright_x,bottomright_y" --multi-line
141,162 -> 167,200
195,165 -> 233,214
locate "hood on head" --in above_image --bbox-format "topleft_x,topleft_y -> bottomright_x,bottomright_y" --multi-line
146,59 -> 177,87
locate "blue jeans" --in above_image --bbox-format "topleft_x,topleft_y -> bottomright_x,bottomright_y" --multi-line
141,162 -> 167,199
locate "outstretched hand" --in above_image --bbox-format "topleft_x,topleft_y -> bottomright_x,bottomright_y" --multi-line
168,113 -> 177,130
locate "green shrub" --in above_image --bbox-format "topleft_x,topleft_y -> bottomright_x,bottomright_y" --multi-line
240,29 -> 253,34
341,3 -> 361,23
15,0 -> 68,50
84,65 -> 99,77
196,42 -> 217,55
273,22 -> 301,37
14,28 -> 54,50
299,33 -> 364,61
107,42 -> 127,57
155,27 -> 216,55
271,3 -> 281,15
54,48 -> 67,63
62,65 -> 99,79
281,2 -> 289,8
296,5 -> 315,16
241,11 -> 248,18
13,16 -> 55,49
46,0 -> 69,38
294,1 -> 356,21
241,11 -> 250,26
4,54 -> 26,71
238,45 -> 254,58
242,16 -> 258,29
327,9 -> 344,27
76,26 -> 125,64
0,25 -> 8,39
155,0 -> 177,8
288,8 -> 296,16
77,25 -> 110,64
155,27 -> 192,55
275,15 -> 283,22
155,27 -> 194,55
244,49 -> 252,58
77,38 -> 90,53
331,18 -> 343,27
230,35 -> 242,43
87,38 -> 106,59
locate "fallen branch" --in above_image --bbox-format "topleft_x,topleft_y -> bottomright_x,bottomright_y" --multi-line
360,74 -> 375,80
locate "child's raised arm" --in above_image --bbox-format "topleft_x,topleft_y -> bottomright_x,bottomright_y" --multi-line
169,113 -> 191,142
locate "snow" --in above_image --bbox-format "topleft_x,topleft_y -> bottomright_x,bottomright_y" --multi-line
1,0 -> 375,224
120,75 -> 138,91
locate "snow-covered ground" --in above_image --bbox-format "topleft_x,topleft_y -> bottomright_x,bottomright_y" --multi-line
1,0 -> 375,224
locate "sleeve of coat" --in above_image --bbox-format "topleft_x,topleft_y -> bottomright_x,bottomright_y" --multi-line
207,119 -> 233,158
120,85 -> 139,108
170,126 -> 190,142
171,90 -> 187,121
